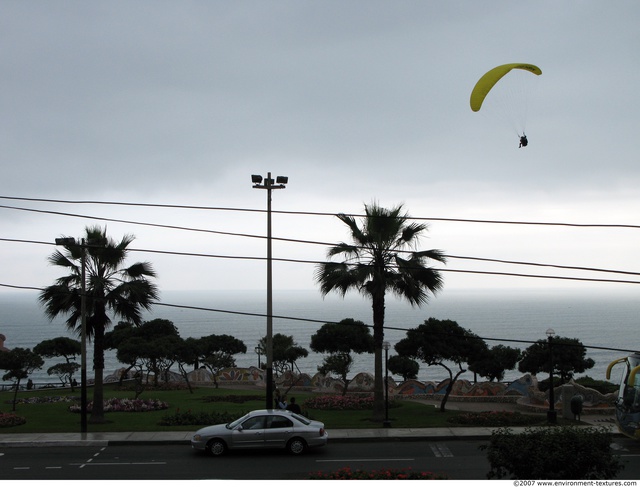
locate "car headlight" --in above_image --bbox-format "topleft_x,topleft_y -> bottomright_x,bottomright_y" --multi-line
193,434 -> 202,441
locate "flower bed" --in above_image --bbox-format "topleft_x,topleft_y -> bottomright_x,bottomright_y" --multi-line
9,396 -> 79,405
69,397 -> 169,413
0,412 -> 27,428
308,467 -> 448,480
304,395 -> 374,410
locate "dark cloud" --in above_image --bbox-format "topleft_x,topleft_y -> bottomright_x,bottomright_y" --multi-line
1,1 -> 639,292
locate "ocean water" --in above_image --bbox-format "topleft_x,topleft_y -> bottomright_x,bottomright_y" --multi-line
0,288 -> 638,387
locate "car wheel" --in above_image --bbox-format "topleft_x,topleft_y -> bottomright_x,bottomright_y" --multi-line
287,437 -> 307,455
207,439 -> 227,457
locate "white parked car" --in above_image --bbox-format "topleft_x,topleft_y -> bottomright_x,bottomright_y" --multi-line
191,409 -> 328,456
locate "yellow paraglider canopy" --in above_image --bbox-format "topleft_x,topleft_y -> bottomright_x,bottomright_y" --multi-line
470,63 -> 542,112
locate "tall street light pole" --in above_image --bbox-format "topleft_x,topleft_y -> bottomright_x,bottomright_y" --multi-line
382,341 -> 391,427
546,327 -> 557,423
252,173 -> 287,410
55,237 -> 88,434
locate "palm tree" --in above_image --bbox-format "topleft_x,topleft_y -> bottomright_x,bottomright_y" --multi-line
39,226 -> 159,423
315,203 -> 446,420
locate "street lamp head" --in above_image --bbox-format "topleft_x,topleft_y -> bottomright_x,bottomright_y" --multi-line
251,175 -> 263,184
276,176 -> 288,184
55,237 -> 76,246
382,341 -> 390,351
546,328 -> 556,338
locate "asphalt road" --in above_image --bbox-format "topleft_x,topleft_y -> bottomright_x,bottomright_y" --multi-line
1,438 -> 639,480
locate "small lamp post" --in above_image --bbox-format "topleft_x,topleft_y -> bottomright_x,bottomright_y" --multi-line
546,328 -> 557,423
255,346 -> 262,369
382,341 -> 391,427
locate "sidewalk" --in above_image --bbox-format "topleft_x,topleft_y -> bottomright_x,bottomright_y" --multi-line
0,414 -> 617,448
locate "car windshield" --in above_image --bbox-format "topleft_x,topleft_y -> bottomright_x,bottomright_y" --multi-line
291,413 -> 311,425
227,413 -> 251,429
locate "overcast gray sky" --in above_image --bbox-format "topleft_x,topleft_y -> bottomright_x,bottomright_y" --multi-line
2,1 -> 640,297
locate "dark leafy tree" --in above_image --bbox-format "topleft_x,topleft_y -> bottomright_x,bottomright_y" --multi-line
318,353 -> 353,395
197,334 -> 247,388
34,337 -> 81,390
310,318 -> 374,394
258,333 -> 308,377
104,321 -> 140,385
315,203 -> 446,420
46,363 -> 80,390
388,355 -> 420,382
396,317 -> 485,412
468,344 -> 522,382
114,336 -> 147,397
141,335 -> 176,386
106,319 -> 180,394
0,347 -> 44,411
173,337 -> 200,393
518,336 -> 595,384
136,319 -> 180,385
40,226 -> 159,422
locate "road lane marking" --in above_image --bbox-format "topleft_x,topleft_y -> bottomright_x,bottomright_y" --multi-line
79,446 -> 106,468
316,458 -> 414,463
429,444 -> 453,457
70,462 -> 167,466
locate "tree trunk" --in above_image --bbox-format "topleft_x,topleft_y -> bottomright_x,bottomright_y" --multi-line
178,364 -> 194,394
440,367 -> 466,413
11,378 -> 21,412
371,291 -> 386,422
90,321 -> 106,423
342,376 -> 350,396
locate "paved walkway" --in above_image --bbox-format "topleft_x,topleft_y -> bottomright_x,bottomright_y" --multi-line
0,400 -> 618,447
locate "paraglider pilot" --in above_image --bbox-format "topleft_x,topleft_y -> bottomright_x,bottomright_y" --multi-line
519,134 -> 528,148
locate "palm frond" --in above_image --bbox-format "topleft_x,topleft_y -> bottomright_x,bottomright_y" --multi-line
326,242 -> 360,259
413,249 -> 447,264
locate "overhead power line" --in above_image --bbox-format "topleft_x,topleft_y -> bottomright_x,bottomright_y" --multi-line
2,195 -> 640,229
2,237 -> 640,285
4,205 -> 640,272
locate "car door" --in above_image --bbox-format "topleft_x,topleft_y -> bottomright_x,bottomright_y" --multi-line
263,414 -> 294,448
230,415 -> 266,449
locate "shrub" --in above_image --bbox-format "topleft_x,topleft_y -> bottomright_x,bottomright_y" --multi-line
482,425 -> 624,479
202,395 -> 263,403
0,412 -> 27,428
69,397 -> 169,413
117,382 -> 191,392
308,467 -> 448,480
304,395 -> 375,410
448,411 -> 542,427
575,376 -> 618,395
158,409 -> 239,426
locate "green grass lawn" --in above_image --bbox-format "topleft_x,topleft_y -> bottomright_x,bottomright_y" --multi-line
0,384 -> 551,434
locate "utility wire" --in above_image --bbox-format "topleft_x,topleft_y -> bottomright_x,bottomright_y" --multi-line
2,195 -> 640,229
0,204 -> 334,247
3,203 -> 640,258
2,237 -> 640,286
2,237 -> 640,285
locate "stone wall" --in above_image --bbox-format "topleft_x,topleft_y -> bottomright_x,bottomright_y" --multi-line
106,366 -> 615,413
